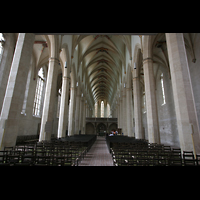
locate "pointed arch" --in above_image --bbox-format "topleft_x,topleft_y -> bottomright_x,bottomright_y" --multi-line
133,43 -> 142,78
60,43 -> 71,76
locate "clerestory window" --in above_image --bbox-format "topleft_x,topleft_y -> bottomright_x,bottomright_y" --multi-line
0,33 -> 5,64
101,101 -> 104,118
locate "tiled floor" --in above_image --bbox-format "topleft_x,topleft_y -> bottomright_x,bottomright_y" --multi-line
79,136 -> 113,166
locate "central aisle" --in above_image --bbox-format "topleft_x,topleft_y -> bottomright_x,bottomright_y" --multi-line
79,136 -> 113,166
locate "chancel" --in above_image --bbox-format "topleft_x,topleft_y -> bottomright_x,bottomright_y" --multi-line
0,33 -> 200,166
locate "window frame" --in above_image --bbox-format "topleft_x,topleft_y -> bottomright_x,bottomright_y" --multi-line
0,33 -> 5,64
33,68 -> 45,117
160,73 -> 166,106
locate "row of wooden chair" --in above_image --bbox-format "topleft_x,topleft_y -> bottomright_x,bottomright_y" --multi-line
0,145 -> 85,166
106,136 -> 200,166
111,149 -> 200,166
0,135 -> 97,166
0,149 -> 80,166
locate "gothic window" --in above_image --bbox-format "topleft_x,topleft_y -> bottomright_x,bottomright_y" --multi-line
57,88 -> 61,118
101,101 -> 104,118
0,33 -> 5,64
33,67 -> 45,117
160,73 -> 166,105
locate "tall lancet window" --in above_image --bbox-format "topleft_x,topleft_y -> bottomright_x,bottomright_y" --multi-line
160,73 -> 166,105
33,67 -> 45,117
0,33 -> 5,64
101,101 -> 104,118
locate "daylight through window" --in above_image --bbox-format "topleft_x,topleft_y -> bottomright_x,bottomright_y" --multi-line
0,33 -> 5,64
33,68 -> 45,116
101,101 -> 104,118
160,73 -> 166,105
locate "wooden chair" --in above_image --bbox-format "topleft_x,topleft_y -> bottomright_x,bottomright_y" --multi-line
196,155 -> 200,166
183,151 -> 196,166
0,151 -> 8,164
169,149 -> 182,166
154,153 -> 169,166
35,155 -> 51,166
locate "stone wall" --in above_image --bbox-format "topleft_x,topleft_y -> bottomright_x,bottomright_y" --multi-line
156,67 -> 179,148
187,34 -> 200,131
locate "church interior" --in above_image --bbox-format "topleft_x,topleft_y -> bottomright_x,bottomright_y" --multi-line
0,33 -> 200,166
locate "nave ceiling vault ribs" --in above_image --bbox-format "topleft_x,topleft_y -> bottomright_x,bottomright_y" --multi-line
77,35 -> 125,103
153,39 -> 171,79
184,33 -> 196,63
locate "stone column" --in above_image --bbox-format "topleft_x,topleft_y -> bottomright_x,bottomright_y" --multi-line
133,77 -> 143,139
39,57 -> 59,141
166,33 -> 200,153
126,87 -> 134,137
75,87 -> 81,135
143,57 -> 160,144
92,106 -> 95,117
85,105 -> 88,117
118,97 -> 122,128
113,104 -> 117,118
57,71 -> 70,138
97,100 -> 101,117
79,97 -> 83,134
122,88 -> 127,135
117,100 -> 120,128
0,33 -> 35,150
68,87 -> 77,136
82,98 -> 86,134
104,101 -> 107,118
0,33 -> 16,113
89,107 -> 92,117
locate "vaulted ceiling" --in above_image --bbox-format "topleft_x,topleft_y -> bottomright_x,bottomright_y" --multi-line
77,35 -> 127,104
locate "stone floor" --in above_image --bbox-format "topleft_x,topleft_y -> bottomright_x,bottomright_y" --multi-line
79,136 -> 113,166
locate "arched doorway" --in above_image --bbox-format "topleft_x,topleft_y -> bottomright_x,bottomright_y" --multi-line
108,123 -> 118,133
97,123 -> 107,136
86,123 -> 95,135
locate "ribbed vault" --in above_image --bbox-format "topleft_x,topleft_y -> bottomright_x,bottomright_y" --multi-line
76,35 -> 127,105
